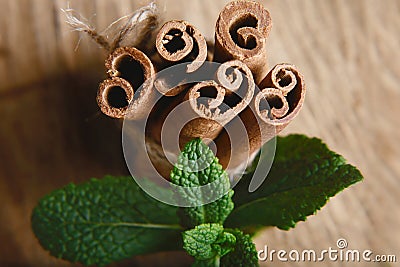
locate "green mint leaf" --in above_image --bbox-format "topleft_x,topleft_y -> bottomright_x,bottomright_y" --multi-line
171,139 -> 234,228
226,134 -> 363,230
220,229 -> 259,267
31,176 -> 182,266
183,223 -> 236,262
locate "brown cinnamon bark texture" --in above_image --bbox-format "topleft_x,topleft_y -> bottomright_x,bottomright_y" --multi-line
156,20 -> 207,73
215,63 -> 306,171
154,20 -> 207,96
98,77 -> 135,118
97,46 -> 156,119
214,0 -> 272,83
178,60 -> 255,148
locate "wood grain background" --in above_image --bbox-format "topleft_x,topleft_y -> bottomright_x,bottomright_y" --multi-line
0,0 -> 399,266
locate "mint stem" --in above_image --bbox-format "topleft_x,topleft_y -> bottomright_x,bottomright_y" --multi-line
213,256 -> 220,267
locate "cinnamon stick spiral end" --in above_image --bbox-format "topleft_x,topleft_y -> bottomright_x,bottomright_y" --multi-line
97,78 -> 134,119
98,46 -> 156,119
214,0 -> 272,82
178,60 -> 255,149
156,20 -> 207,74
187,60 -> 255,125
257,63 -> 306,132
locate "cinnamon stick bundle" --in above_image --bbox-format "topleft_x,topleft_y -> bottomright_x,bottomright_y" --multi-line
97,46 -> 156,119
214,0 -> 272,83
215,63 -> 306,171
91,1 -> 306,179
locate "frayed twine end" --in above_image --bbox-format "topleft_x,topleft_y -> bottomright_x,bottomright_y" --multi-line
61,1 -> 158,52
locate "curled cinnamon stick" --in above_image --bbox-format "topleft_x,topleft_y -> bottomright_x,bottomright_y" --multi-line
97,46 -> 156,119
257,64 -> 304,125
154,20 -> 207,96
179,60 -> 255,148
98,77 -> 134,118
214,0 -> 272,83
215,63 -> 305,171
156,20 -> 207,73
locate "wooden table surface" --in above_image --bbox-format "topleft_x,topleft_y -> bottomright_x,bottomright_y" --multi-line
0,0 -> 399,266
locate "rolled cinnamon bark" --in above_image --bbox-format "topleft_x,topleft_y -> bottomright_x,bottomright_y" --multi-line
154,20 -> 207,96
215,63 -> 306,171
255,64 -> 305,126
178,60 -> 255,148
97,46 -> 156,119
98,77 -> 135,118
214,0 -> 272,83
156,20 -> 207,72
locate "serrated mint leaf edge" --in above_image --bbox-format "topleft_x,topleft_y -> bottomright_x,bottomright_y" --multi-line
226,164 -> 362,230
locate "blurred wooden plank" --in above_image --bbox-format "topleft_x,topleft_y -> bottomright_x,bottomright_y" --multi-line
0,0 -> 399,266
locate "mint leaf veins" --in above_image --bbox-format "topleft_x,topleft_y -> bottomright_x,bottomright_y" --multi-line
31,176 -> 182,266
226,134 -> 363,230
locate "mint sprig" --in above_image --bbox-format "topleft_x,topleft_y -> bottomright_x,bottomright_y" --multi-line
31,135 -> 363,266
171,139 -> 234,228
183,224 -> 258,267
173,139 -> 258,266
183,223 -> 236,261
